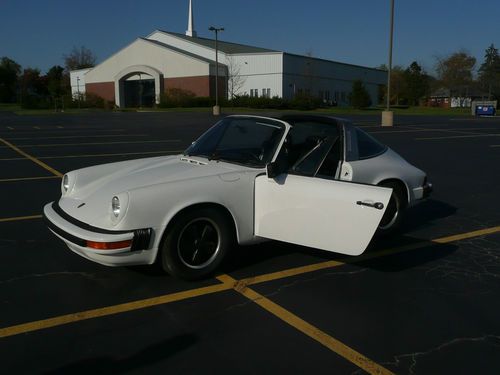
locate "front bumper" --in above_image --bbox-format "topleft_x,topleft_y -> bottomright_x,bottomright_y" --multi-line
43,202 -> 153,266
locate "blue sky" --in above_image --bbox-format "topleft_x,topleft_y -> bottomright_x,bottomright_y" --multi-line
1,0 -> 498,75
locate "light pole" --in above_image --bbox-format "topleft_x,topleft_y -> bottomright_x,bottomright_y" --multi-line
138,73 -> 143,108
76,76 -> 81,109
209,26 -> 224,115
382,0 -> 395,127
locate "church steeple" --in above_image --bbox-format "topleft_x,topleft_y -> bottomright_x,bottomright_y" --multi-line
185,0 -> 197,37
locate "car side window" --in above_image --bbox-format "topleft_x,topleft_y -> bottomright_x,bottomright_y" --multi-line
316,138 -> 341,179
355,128 -> 387,159
278,121 -> 340,177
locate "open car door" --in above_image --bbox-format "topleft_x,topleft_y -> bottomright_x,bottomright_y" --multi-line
254,174 -> 392,256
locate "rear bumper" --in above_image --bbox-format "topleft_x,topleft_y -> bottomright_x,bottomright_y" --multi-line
411,181 -> 433,203
43,202 -> 154,266
422,182 -> 433,199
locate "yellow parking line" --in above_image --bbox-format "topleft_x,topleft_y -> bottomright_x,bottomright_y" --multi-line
242,260 -> 345,286
0,176 -> 60,183
0,225 -> 498,342
217,274 -> 393,375
0,138 -> 62,177
432,225 -> 500,243
0,215 -> 43,223
0,283 -> 232,339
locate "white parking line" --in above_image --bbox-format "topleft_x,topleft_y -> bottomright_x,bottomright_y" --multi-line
0,129 -> 127,137
5,133 -> 149,141
0,140 -> 181,148
416,134 -> 500,141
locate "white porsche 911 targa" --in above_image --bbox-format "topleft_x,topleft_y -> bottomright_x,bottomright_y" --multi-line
44,115 -> 432,279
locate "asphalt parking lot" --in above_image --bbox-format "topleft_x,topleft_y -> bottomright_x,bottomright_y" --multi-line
0,110 -> 499,374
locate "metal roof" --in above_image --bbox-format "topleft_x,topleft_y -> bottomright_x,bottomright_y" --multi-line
153,30 -> 279,54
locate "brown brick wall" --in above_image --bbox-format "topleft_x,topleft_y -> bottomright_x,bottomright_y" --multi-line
165,75 -> 227,98
165,76 -> 210,97
86,82 -> 115,102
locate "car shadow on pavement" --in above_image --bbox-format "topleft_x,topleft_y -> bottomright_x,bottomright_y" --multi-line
223,236 -> 458,276
47,333 -> 198,375
401,198 -> 457,233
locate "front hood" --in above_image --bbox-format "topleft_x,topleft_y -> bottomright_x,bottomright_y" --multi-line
59,155 -> 254,227
68,155 -> 250,199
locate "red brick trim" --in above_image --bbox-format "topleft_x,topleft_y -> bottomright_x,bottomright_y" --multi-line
86,82 -> 115,102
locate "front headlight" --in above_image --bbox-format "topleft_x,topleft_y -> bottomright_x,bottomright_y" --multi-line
61,173 -> 76,195
110,193 -> 129,225
62,174 -> 69,192
112,196 -> 120,217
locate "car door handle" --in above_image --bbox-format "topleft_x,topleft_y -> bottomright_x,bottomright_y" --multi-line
356,201 -> 384,210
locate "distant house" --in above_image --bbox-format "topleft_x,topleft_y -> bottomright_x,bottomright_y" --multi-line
427,87 -> 489,108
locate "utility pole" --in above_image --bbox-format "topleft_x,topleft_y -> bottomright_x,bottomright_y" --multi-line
382,0 -> 395,127
76,76 -> 81,109
209,26 -> 224,115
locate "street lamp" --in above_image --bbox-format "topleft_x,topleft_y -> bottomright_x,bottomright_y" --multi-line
76,76 -> 81,109
209,26 -> 224,115
382,0 -> 395,127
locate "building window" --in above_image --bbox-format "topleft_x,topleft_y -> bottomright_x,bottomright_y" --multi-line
250,89 -> 259,98
261,88 -> 271,98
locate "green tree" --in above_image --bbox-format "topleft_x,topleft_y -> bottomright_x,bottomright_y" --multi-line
349,80 -> 371,108
19,68 -> 51,108
0,57 -> 21,103
404,61 -> 430,105
63,46 -> 96,71
478,44 -> 500,100
436,51 -> 476,96
45,65 -> 66,98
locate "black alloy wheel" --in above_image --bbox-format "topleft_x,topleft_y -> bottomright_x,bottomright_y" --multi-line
160,207 -> 234,280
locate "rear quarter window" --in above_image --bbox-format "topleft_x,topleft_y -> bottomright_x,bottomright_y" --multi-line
355,128 -> 387,159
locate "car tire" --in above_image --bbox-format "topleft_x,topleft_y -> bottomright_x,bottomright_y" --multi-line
377,181 -> 405,235
160,207 -> 234,280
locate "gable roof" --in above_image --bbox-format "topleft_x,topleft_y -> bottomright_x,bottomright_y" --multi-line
142,38 -> 215,63
152,30 -> 279,54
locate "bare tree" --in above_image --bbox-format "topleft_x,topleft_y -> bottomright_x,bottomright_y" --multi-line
226,56 -> 246,99
63,46 -> 97,72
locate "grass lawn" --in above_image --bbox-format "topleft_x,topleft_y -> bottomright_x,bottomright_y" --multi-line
1,102 -> 472,117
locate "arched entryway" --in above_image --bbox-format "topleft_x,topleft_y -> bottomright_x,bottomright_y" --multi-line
114,65 -> 163,108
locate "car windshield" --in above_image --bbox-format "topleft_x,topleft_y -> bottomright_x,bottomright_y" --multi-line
184,117 -> 286,167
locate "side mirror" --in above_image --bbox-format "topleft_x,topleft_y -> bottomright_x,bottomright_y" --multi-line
266,161 -> 281,179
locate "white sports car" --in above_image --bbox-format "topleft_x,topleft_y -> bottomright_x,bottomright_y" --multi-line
44,115 -> 432,279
